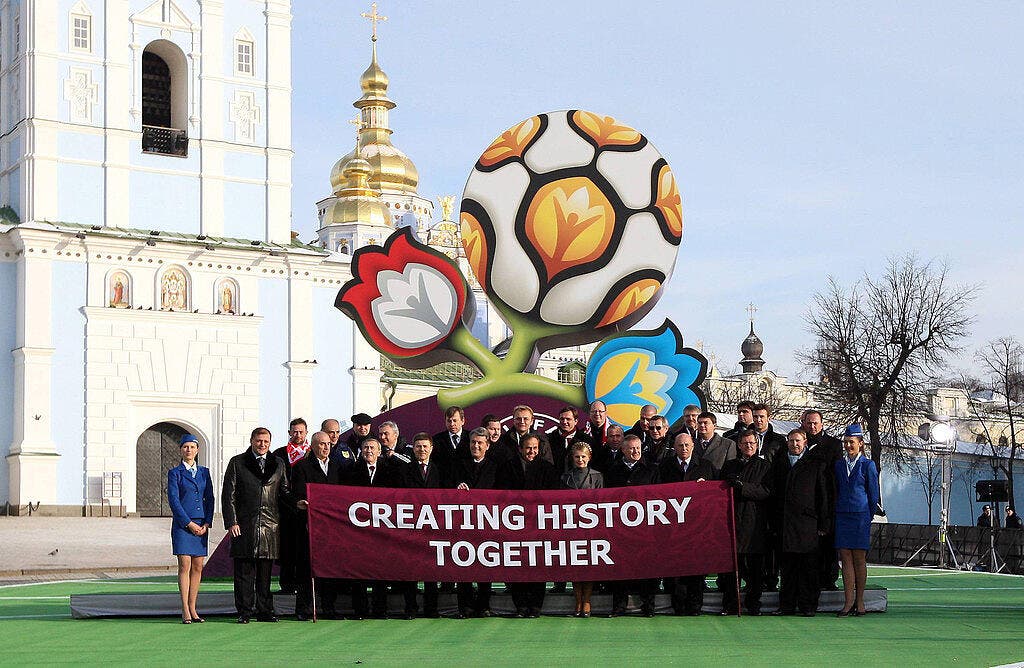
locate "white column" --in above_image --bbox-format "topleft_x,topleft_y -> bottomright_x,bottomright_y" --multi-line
7,229 -> 59,508
264,0 -> 292,244
104,0 -> 131,228
286,258 -> 315,418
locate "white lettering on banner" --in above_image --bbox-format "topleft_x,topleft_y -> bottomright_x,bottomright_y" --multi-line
347,498 -> 691,531
429,540 -> 615,567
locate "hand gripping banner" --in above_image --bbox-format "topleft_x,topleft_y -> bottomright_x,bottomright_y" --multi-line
307,481 -> 736,583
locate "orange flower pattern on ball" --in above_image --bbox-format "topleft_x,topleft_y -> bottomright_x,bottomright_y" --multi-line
460,211 -> 489,285
655,165 -> 683,239
525,177 -> 615,281
572,111 -> 642,147
597,278 -> 662,328
478,116 -> 542,168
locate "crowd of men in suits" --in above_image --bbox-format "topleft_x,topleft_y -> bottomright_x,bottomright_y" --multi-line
222,399 -> 845,622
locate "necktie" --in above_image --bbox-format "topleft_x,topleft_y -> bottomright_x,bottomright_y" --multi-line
257,457 -> 265,473
451,433 -> 458,449
682,461 -> 688,474
421,463 -> 428,479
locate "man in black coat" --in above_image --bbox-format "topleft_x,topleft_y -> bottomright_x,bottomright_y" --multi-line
770,429 -> 833,616
453,428 -> 500,617
722,401 -> 755,441
800,409 -> 843,590
495,404 -> 554,466
645,415 -> 673,463
658,433 -> 715,616
751,403 -> 786,592
718,429 -> 772,615
694,412 -> 736,477
496,433 -> 557,617
346,413 -> 374,456
625,404 -> 658,449
222,427 -> 291,623
343,438 -> 400,618
397,433 -> 444,618
291,431 -> 344,620
270,418 -> 310,595
432,405 -> 472,468
547,406 -> 583,473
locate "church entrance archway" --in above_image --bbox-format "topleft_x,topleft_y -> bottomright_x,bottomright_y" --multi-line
135,422 -> 189,517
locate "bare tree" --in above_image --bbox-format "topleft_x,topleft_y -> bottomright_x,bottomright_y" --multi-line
975,337 -> 1023,508
801,255 -> 977,472
905,446 -> 942,524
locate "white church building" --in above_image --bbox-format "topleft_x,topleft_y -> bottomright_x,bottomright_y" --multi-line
0,0 -> 368,517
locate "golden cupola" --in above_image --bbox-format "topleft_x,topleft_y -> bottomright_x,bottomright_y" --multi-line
329,37 -> 419,195
322,151 -> 391,229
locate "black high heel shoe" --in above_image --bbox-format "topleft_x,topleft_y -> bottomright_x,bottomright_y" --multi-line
836,608 -> 852,617
191,616 -> 205,623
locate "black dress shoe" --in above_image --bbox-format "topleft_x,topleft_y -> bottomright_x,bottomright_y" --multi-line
348,615 -> 365,621
423,611 -> 440,619
609,608 -> 625,618
771,609 -> 794,616
401,613 -> 415,620
800,611 -> 816,617
687,610 -> 702,617
643,610 -> 655,618
550,583 -> 567,593
719,609 -> 736,616
256,615 -> 279,623
478,609 -> 493,618
237,615 -> 251,624
514,609 -> 526,618
296,614 -> 310,622
747,609 -> 761,616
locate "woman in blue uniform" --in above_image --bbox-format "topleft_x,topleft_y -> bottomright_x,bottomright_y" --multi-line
833,425 -> 881,617
168,433 -> 215,624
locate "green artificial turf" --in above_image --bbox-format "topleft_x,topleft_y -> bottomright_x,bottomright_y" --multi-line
0,568 -> 1021,666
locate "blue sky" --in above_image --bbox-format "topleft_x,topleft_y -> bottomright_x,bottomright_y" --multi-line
290,2 -> 1023,380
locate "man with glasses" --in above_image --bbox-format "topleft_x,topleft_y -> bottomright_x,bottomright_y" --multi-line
646,415 -> 672,462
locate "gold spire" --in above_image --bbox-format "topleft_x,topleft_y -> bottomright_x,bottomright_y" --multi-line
332,2 -> 418,194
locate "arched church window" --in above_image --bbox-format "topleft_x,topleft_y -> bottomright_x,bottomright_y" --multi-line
142,51 -> 172,128
141,41 -> 188,156
215,278 -> 239,315
108,270 -> 131,308
159,266 -> 190,311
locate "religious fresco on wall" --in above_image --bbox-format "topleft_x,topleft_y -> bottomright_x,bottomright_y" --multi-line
336,110 -> 707,427
159,267 -> 189,311
108,271 -> 131,308
216,278 -> 238,315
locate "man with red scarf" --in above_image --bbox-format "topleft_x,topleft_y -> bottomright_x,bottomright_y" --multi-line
271,417 -> 309,595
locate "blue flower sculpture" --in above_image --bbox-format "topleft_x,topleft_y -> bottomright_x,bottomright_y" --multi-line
586,320 -> 707,428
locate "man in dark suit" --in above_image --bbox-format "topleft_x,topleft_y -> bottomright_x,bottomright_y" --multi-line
344,438 -> 399,618
397,432 -> 444,618
453,428 -> 499,617
719,430 -> 772,615
432,405 -> 472,468
547,406 -> 582,473
494,404 -> 554,465
751,403 -> 786,592
625,404 -> 657,447
694,412 -> 737,477
675,404 -> 701,441
347,413 -> 374,456
497,433 -> 557,617
606,434 -> 660,615
800,409 -> 843,591
645,415 -> 673,462
270,417 -> 309,595
658,433 -> 715,616
222,427 -> 291,623
723,401 -> 755,441
291,430 -> 344,620
770,428 -> 833,617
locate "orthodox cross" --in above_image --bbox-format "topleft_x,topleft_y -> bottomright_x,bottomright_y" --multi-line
746,302 -> 758,324
361,3 -> 387,41
348,115 -> 364,150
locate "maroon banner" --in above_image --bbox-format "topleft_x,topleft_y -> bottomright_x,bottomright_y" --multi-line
307,481 -> 736,582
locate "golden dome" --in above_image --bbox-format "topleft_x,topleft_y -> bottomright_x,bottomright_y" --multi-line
360,47 -> 389,94
322,154 -> 391,229
331,40 -> 420,195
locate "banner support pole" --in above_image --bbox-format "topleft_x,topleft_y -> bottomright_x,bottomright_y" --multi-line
729,488 -> 741,617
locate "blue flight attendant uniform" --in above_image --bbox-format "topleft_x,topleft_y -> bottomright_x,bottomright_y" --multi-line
168,462 -> 216,556
833,455 -> 880,550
